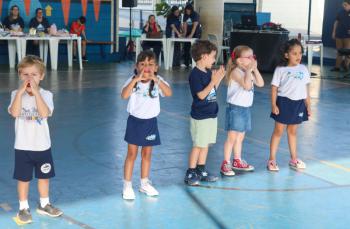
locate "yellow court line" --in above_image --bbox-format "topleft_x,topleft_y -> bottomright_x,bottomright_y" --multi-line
161,109 -> 350,173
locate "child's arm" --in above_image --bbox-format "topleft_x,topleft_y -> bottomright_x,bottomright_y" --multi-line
252,61 -> 264,87
121,70 -> 145,99
9,81 -> 28,117
332,20 -> 338,40
305,84 -> 311,116
152,76 -> 172,97
231,68 -> 253,91
196,66 -> 225,100
30,79 -> 51,118
271,85 -> 279,115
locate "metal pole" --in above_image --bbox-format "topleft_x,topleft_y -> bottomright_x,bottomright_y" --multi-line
129,7 -> 132,41
307,0 -> 312,39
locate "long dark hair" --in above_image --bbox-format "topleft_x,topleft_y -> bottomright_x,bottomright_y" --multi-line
133,50 -> 158,98
278,38 -> 304,66
167,6 -> 179,20
10,5 -> 19,20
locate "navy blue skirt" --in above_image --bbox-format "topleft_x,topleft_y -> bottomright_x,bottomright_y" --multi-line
270,96 -> 308,125
124,115 -> 161,146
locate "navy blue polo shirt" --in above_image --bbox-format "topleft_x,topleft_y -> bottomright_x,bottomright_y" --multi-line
189,67 -> 218,120
166,16 -> 181,38
336,9 -> 350,39
183,11 -> 200,38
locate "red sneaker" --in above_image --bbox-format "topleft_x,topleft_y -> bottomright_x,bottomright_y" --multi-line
220,160 -> 235,176
232,159 -> 254,171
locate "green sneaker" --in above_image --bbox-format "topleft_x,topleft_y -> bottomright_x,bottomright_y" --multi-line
36,204 -> 63,217
17,209 -> 33,224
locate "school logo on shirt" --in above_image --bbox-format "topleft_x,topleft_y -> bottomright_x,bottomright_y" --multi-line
207,88 -> 217,102
146,134 -> 156,141
134,84 -> 159,98
287,71 -> 304,80
20,108 -> 43,125
41,163 -> 51,174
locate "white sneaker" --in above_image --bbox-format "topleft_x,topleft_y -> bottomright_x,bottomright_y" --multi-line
140,180 -> 159,197
122,185 -> 135,200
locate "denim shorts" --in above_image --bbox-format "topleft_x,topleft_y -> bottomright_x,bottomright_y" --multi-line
225,104 -> 251,132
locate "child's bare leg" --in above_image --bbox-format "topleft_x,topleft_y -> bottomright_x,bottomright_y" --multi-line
189,147 -> 201,168
287,124 -> 298,161
38,179 -> 49,198
198,147 -> 209,165
224,131 -> 237,161
233,132 -> 245,159
124,144 -> 138,181
141,146 -> 152,179
18,181 -> 30,202
269,122 -> 286,161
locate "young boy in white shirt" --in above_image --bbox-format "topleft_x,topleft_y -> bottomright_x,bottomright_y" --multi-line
8,55 -> 63,224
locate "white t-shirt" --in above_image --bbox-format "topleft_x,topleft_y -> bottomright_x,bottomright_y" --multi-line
8,88 -> 54,151
271,64 -> 310,100
122,75 -> 169,119
227,68 -> 254,107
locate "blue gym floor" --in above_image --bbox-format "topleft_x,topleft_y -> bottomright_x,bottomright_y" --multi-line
0,62 -> 349,229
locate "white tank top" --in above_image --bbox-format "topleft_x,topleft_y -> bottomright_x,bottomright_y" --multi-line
226,68 -> 254,107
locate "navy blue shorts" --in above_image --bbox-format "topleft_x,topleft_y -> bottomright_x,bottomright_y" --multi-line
225,104 -> 251,132
13,148 -> 55,182
124,115 -> 161,146
270,96 -> 308,125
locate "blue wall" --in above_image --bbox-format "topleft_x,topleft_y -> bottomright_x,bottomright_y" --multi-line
0,0 -> 118,64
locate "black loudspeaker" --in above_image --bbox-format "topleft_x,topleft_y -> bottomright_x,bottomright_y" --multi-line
122,0 -> 137,7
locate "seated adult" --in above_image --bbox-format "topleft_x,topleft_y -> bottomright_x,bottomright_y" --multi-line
29,8 -> 51,34
70,16 -> 88,62
142,15 -> 163,61
2,5 -> 24,32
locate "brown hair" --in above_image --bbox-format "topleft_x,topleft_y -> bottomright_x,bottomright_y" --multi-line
17,55 -> 45,75
134,50 -> 158,98
191,40 -> 217,62
226,45 -> 252,84
344,0 -> 350,4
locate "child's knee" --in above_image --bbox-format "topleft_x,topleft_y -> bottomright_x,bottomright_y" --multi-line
126,151 -> 138,161
273,127 -> 284,137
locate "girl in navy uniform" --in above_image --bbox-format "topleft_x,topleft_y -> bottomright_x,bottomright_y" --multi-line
121,50 -> 172,200
268,39 -> 311,171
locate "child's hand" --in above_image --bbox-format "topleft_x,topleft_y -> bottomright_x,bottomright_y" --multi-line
272,104 -> 279,115
251,60 -> 258,70
29,79 -> 40,96
135,69 -> 146,82
19,80 -> 29,94
306,106 -> 312,117
212,65 -> 226,84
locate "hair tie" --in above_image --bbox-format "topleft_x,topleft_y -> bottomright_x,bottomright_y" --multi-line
231,51 -> 236,60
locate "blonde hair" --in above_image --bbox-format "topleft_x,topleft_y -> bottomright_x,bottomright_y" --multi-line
17,55 -> 45,75
226,45 -> 252,84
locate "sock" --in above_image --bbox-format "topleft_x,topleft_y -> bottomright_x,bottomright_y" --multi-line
187,168 -> 196,173
196,165 -> 205,171
40,197 -> 50,208
123,180 -> 132,189
141,178 -> 149,187
19,200 -> 29,210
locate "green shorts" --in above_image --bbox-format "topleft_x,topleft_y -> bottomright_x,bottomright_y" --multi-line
190,117 -> 217,148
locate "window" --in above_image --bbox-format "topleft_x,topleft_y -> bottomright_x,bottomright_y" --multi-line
260,0 -> 324,37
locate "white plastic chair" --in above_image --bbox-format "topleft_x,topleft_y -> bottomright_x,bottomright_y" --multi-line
208,33 -> 230,64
